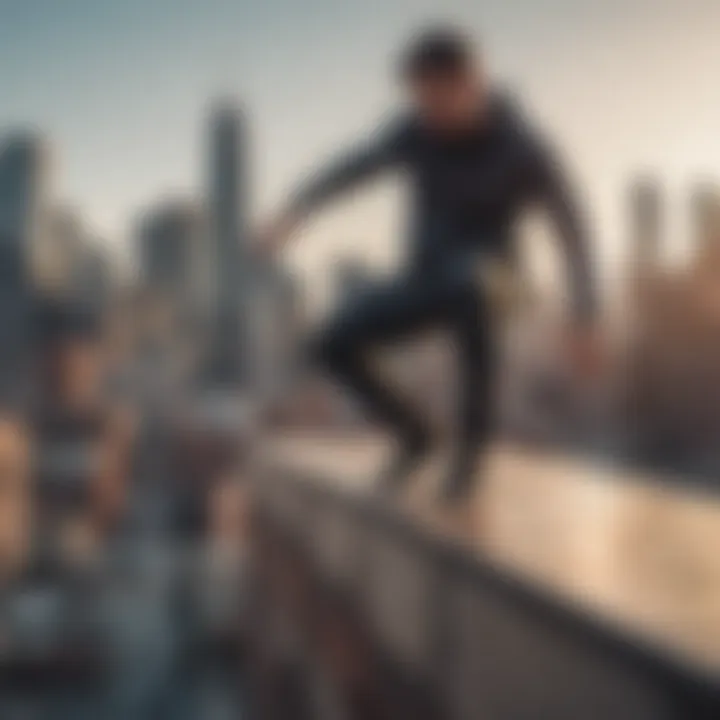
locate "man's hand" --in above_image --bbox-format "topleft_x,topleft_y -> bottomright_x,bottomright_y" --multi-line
252,209 -> 302,259
566,323 -> 604,381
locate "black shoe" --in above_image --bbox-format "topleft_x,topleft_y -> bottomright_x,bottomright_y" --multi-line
374,428 -> 432,495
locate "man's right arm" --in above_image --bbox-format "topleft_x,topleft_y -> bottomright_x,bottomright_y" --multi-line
288,118 -> 408,216
257,117 -> 411,254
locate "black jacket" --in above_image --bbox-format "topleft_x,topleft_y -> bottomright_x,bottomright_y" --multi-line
291,93 -> 597,322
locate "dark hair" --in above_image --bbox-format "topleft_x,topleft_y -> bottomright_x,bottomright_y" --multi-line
400,26 -> 475,81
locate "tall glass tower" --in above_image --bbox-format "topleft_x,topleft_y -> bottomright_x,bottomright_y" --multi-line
0,131 -> 49,396
207,100 -> 246,385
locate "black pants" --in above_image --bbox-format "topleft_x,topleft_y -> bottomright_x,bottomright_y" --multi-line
314,264 -> 497,455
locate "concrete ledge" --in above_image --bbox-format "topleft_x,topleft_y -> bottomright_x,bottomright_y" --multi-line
255,464 -> 719,720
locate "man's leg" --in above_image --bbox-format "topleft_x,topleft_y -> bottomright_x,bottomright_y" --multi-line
440,269 -> 498,504
313,274 -> 444,490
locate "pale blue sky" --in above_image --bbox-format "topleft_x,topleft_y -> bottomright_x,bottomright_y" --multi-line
2,0 -> 719,287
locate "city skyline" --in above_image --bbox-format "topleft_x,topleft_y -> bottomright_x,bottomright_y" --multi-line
2,0 -> 720,291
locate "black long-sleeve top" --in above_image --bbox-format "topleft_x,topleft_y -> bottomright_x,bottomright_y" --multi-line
290,93 -> 598,323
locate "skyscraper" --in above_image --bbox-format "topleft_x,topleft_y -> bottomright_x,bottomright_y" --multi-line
690,180 -> 720,266
34,204 -> 114,316
73,239 -> 112,311
36,204 -> 86,295
247,261 -> 305,400
628,176 -> 663,271
137,197 -> 203,310
207,101 -> 246,385
0,131 -> 49,254
0,131 -> 50,393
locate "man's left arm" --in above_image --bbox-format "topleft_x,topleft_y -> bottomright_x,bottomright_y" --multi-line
530,140 -> 599,327
529,139 -> 603,377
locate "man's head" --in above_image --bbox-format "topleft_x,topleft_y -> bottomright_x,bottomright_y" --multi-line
400,26 -> 487,134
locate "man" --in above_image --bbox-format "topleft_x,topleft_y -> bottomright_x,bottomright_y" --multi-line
256,27 -> 600,503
